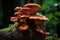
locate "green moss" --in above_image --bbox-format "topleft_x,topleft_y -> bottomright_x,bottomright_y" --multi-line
0,22 -> 18,32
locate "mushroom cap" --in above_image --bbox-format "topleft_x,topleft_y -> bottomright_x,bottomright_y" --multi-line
14,12 -> 23,15
20,15 -> 48,21
10,17 -> 18,22
21,7 -> 32,11
14,7 -> 22,11
29,15 -> 48,21
20,15 -> 30,18
21,7 -> 33,15
19,24 -> 29,30
24,3 -> 41,11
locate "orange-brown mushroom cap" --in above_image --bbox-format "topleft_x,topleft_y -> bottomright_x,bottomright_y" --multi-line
20,15 -> 48,21
14,7 -> 22,11
29,15 -> 49,21
24,3 -> 41,11
21,7 -> 33,15
14,12 -> 23,15
19,24 -> 29,30
21,7 -> 32,12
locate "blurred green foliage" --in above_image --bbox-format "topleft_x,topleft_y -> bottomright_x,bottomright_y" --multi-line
19,0 -> 25,6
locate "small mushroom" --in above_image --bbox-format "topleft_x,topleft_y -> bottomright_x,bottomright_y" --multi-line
36,28 -> 49,35
14,7 -> 22,11
19,24 -> 29,30
14,12 -> 23,19
24,3 -> 41,11
14,12 -> 23,16
10,17 -> 18,22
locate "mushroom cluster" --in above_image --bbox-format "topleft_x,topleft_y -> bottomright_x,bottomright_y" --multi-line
10,3 -> 49,35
